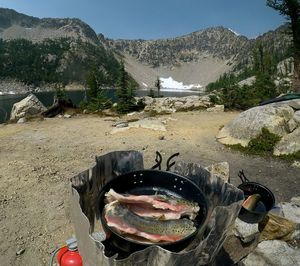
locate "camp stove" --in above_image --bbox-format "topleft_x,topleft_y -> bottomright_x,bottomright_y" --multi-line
69,151 -> 244,266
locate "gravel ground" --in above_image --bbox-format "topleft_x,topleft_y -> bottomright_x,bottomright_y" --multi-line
0,111 -> 299,266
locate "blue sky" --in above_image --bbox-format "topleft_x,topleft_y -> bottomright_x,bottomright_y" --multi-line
0,0 -> 286,40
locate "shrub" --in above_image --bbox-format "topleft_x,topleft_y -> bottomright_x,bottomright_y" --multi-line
247,128 -> 281,154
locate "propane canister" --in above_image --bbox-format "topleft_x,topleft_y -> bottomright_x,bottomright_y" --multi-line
57,237 -> 83,266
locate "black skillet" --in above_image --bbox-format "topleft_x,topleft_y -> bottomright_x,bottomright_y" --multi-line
98,153 -> 208,253
237,170 -> 275,223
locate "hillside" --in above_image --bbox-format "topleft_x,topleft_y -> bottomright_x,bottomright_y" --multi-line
0,8 -> 122,90
0,8 -> 99,44
99,26 -> 292,90
0,8 -> 292,92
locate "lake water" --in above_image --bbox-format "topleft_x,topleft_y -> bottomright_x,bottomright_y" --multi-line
0,89 -> 203,123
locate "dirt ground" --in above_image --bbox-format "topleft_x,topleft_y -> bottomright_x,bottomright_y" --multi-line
0,111 -> 299,266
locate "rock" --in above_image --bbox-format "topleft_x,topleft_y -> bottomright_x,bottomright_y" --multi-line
140,95 -> 212,113
83,109 -> 89,114
206,105 -> 224,112
221,235 -> 259,265
293,110 -> 300,124
102,108 -> 118,117
64,114 -> 72,118
205,162 -> 230,182
234,218 -> 259,243
278,202 -> 300,224
110,118 -> 166,134
116,122 -> 128,128
16,248 -> 25,256
17,117 -> 26,124
287,118 -> 297,132
274,127 -> 300,155
217,103 -> 295,146
238,76 -> 256,86
259,213 -> 297,242
10,94 -> 47,120
138,96 -> 154,106
277,57 -> 294,76
240,240 -> 300,266
112,121 -> 128,127
158,136 -> 165,140
291,196 -> 300,205
173,101 -> 184,109
127,112 -> 137,116
129,118 -> 167,131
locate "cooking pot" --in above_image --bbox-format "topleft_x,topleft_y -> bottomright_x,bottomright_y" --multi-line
238,170 -> 275,223
98,169 -> 208,253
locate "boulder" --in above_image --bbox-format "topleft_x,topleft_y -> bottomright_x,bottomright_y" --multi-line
217,102 -> 295,146
240,240 -> 300,266
287,118 -> 297,132
274,127 -> 300,155
293,110 -> 300,124
276,57 -> 294,76
238,76 -> 256,86
259,213 -> 296,242
234,218 -> 259,243
140,95 -> 212,113
277,201 -> 300,224
291,161 -> 300,168
206,105 -> 224,112
270,98 -> 300,110
10,94 -> 47,120
17,117 -> 26,124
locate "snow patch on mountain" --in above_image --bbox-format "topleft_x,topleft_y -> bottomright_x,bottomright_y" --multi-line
228,28 -> 240,36
160,77 -> 203,91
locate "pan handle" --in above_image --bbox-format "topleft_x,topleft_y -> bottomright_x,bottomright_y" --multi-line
151,151 -> 162,170
238,170 -> 249,183
166,152 -> 180,171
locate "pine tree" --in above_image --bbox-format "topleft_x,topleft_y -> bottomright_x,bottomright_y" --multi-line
155,77 -> 161,97
116,62 -> 136,113
84,67 -> 111,111
267,0 -> 300,92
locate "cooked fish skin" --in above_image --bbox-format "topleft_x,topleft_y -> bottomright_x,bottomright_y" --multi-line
125,203 -> 182,220
242,194 -> 262,211
104,201 -> 196,241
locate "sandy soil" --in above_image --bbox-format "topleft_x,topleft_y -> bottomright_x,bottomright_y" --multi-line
0,111 -> 299,266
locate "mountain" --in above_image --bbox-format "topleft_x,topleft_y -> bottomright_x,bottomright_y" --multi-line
0,8 -> 292,92
99,26 -> 292,90
99,27 -> 248,89
0,8 -> 122,90
0,8 -> 99,44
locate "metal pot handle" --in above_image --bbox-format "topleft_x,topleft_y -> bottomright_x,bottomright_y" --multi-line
166,152 -> 180,171
151,151 -> 180,171
238,170 -> 249,183
151,151 -> 162,170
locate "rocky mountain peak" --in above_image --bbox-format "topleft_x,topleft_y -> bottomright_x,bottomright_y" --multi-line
0,8 -> 99,44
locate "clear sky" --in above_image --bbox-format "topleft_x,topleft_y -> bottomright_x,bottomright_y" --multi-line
0,0 -> 286,40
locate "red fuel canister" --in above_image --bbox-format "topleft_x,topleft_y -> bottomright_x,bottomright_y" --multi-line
57,237 -> 83,266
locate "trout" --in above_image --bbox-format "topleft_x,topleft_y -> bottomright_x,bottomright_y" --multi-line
104,201 -> 197,243
242,194 -> 262,211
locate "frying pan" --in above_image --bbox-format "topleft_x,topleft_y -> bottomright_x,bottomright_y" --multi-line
98,169 -> 208,253
237,170 -> 275,223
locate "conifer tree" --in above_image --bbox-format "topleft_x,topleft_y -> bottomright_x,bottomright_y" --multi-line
116,62 -> 136,113
155,77 -> 161,97
267,0 -> 300,92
